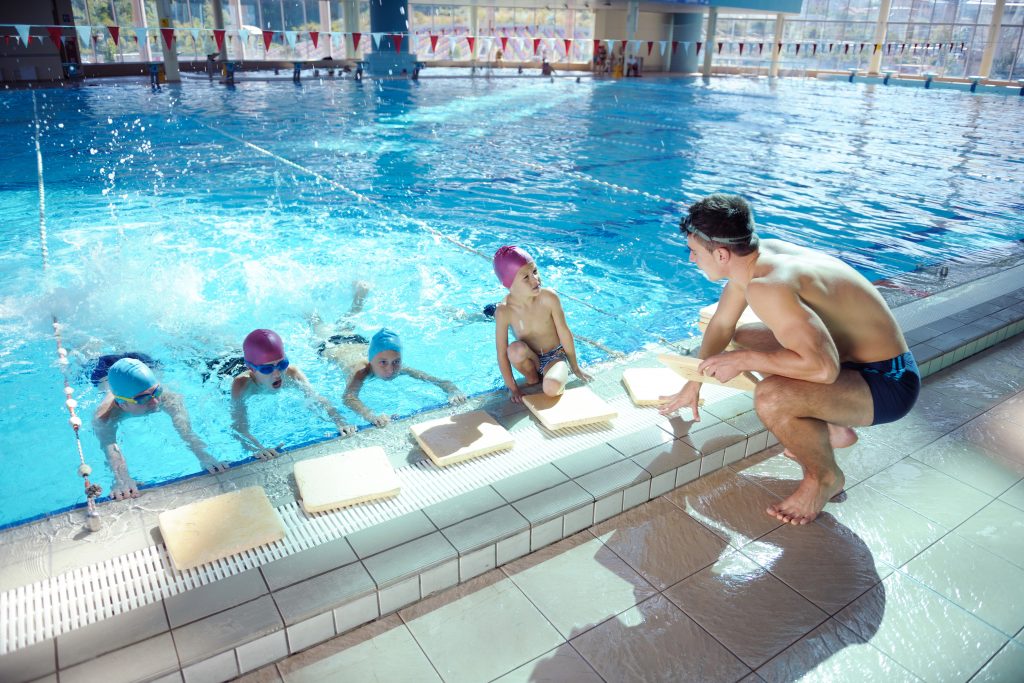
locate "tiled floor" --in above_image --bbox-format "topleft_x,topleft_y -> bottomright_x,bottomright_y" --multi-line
242,334 -> 1024,683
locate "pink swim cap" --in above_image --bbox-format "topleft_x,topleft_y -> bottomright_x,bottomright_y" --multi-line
493,246 -> 534,288
243,329 -> 286,364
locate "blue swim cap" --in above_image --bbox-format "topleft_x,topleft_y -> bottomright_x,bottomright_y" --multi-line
368,328 -> 402,362
108,358 -> 158,401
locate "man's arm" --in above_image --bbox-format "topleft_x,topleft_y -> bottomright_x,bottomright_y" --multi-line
547,291 -> 591,381
706,282 -> 840,384
162,391 -> 229,473
402,367 -> 466,405
290,367 -> 356,435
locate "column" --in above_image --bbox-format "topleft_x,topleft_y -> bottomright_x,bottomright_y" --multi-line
154,0 -> 179,81
132,0 -> 152,62
770,12 -> 784,77
978,0 -> 1007,78
319,0 -> 332,58
365,0 -> 418,75
229,0 -> 247,60
627,0 -> 639,59
868,0 -> 892,74
343,0 -> 360,59
470,5 -> 479,62
702,7 -> 717,78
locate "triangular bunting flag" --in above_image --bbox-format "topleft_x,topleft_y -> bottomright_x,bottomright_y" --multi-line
373,32 -> 385,50
262,30 -> 274,51
859,43 -> 866,52
900,43 -> 906,54
352,32 -> 361,51
660,41 -> 667,57
646,40 -> 653,56
108,25 -> 120,45
467,36 -> 475,53
758,42 -> 764,55
672,41 -> 679,55
238,27 -> 250,45
777,42 -> 783,54
533,37 -> 541,55
812,43 -> 818,55
620,39 -> 628,53
392,34 -> 403,52
565,38 -> 572,55
14,24 -> 30,46
844,43 -> 850,54
47,27 -> 63,47
134,27 -> 148,47
696,42 -> 703,55
717,42 -> 723,54
828,43 -> 834,52
795,43 -> 801,55
76,25 -> 92,46
605,39 -> 614,53
213,29 -> 225,51
284,30 -> 297,49
310,31 -> 318,48
160,28 -> 174,49
430,34 -> 438,52
739,43 -> 744,55
190,27 -> 200,45
873,43 -> 880,54
500,36 -> 508,52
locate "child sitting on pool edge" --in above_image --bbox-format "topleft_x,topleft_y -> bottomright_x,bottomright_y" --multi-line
231,329 -> 356,459
492,245 -> 592,403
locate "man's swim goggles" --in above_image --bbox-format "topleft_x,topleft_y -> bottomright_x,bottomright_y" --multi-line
115,384 -> 163,405
245,358 -> 290,375
680,214 -> 755,245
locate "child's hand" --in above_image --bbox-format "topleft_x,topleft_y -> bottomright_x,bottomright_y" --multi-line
507,386 -> 524,404
573,367 -> 593,382
448,390 -> 467,405
337,424 -> 358,437
371,413 -> 392,427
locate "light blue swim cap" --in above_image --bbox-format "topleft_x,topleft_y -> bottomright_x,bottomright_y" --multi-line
368,328 -> 402,361
108,358 -> 158,400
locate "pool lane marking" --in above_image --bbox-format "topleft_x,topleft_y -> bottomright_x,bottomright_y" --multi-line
31,92 -> 48,270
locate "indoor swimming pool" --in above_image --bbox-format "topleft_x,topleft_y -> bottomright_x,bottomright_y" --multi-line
0,74 -> 1021,528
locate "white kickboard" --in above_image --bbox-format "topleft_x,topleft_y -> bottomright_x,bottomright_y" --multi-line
621,368 -> 688,406
295,446 -> 401,513
158,487 -> 286,572
657,353 -> 760,392
411,410 -> 514,467
698,302 -> 763,333
522,386 -> 618,430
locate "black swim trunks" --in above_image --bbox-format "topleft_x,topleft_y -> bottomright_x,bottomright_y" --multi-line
316,333 -> 369,357
88,352 -> 158,386
842,351 -> 920,425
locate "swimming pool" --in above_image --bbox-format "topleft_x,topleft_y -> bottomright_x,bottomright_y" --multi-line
0,75 -> 1021,528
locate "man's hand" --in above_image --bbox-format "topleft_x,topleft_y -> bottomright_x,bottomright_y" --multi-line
698,351 -> 746,384
658,381 -> 703,420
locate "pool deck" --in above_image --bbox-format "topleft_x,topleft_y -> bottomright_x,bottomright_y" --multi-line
1,254 -> 1023,683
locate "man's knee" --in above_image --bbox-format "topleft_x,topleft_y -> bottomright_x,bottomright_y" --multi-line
754,377 -> 791,424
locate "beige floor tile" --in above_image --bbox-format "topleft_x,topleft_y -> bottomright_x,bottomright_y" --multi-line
490,644 -> 603,683
756,619 -> 921,683
742,518 -> 894,615
835,572 -> 1005,681
818,483 -> 946,567
571,594 -> 751,683
998,478 -> 1024,512
832,436 -> 908,484
955,500 -> 1024,570
731,452 -> 804,499
864,458 -> 993,528
502,531 -> 657,639
277,614 -> 440,683
910,433 -> 1023,497
971,639 -> 1024,683
398,570 -> 562,683
665,552 -> 828,668
924,358 -> 1024,411
591,497 -> 732,590
954,413 -> 1024,464
903,534 -> 1024,637
663,467 -> 783,548
236,665 -> 284,683
864,388 -> 979,455
987,392 -> 1024,428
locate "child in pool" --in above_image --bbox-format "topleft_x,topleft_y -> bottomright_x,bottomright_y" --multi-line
231,329 -> 356,458
491,245 -> 591,403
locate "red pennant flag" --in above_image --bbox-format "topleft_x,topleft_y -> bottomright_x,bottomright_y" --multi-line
672,41 -> 679,55
620,39 -> 628,53
795,43 -> 801,55
593,38 -> 600,55
828,43 -> 834,52
160,28 -> 174,49
812,43 -> 818,56
467,36 -> 475,53
844,44 -> 850,54
716,42 -> 723,54
533,37 -> 541,55
947,42 -> 953,52
352,32 -> 361,51
646,40 -> 653,56
738,43 -> 744,56
47,27 -> 62,47
925,42 -> 930,50
262,30 -> 274,51
565,38 -> 573,55
873,43 -> 879,54
213,28 -> 225,51
758,42 -> 764,55
310,31 -> 319,48
959,42 -> 965,51
696,42 -> 703,55
107,26 -> 120,45
430,34 -> 438,52
912,43 -> 918,51
777,42 -> 782,54
392,34 -> 403,52
501,36 -> 508,51
900,43 -> 906,54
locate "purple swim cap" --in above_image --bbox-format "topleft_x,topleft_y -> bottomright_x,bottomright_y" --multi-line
493,246 -> 534,288
243,329 -> 285,365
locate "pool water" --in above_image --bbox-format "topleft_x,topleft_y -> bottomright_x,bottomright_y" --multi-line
0,75 -> 1021,528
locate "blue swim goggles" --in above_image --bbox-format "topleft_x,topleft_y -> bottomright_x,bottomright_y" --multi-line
115,384 -> 163,405
245,357 -> 290,375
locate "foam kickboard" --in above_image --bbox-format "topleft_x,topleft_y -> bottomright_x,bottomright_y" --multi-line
621,368 -> 687,406
294,446 -> 401,513
522,386 -> 618,430
657,353 -> 760,392
697,302 -> 764,333
411,411 -> 514,467
158,487 -> 285,572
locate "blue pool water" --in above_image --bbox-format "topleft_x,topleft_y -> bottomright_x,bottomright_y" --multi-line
0,75 -> 1021,528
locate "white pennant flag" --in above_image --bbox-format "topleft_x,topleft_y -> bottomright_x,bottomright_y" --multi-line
660,40 -> 667,56
134,26 -> 149,46
331,31 -> 342,47
190,27 -> 200,44
449,35 -> 458,54
14,24 -> 30,46
371,32 -> 383,50
76,24 -> 92,46
631,39 -> 642,52
284,30 -> 297,48
238,27 -> 250,45
605,39 -> 614,53
481,36 -> 492,57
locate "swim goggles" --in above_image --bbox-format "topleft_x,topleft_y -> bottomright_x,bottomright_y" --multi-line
680,215 -> 754,245
245,357 -> 290,375
115,384 -> 163,405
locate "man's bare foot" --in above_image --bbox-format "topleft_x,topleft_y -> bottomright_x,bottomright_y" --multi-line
766,470 -> 845,525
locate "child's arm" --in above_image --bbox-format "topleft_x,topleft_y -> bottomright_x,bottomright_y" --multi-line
343,364 -> 391,427
94,406 -> 140,500
548,291 -> 592,382
402,367 -> 466,405
230,376 -> 281,459
162,390 -> 229,473
494,304 -> 523,402
289,366 -> 357,436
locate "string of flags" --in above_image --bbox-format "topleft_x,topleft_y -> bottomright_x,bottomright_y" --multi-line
1,24 -> 969,60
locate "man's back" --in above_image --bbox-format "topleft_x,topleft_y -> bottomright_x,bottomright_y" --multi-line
748,239 -> 907,364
